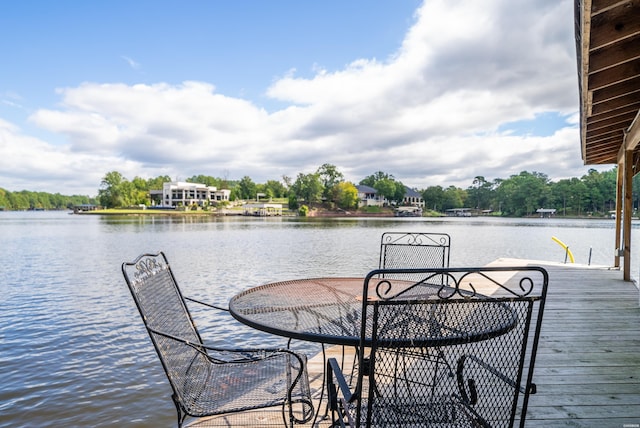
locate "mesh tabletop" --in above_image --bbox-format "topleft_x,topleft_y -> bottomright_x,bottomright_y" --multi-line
229,277 -> 517,347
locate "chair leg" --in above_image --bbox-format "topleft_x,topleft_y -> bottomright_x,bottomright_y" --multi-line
173,393 -> 186,427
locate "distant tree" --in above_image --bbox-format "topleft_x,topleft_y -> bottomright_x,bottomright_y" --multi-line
422,186 -> 445,211
282,175 -> 292,189
7,192 -> 29,210
550,178 -> 575,216
0,188 -> 8,208
580,168 -> 617,213
147,175 -> 171,190
130,176 -> 150,205
442,186 -> 465,210
236,176 -> 257,200
187,175 -> 221,187
467,176 -> 493,209
291,173 -> 323,204
360,171 -> 393,187
264,180 -> 287,198
98,171 -> 127,208
317,163 -> 344,200
495,171 -> 549,216
332,181 -> 359,210
392,180 -> 406,204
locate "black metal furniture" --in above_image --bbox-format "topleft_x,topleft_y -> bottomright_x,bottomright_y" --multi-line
377,231 -> 453,394
379,231 -> 451,271
326,266 -> 548,428
122,252 -> 314,427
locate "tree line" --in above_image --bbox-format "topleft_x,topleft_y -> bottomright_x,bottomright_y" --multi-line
0,188 -> 94,211
95,165 -> 630,217
1,165 -> 635,217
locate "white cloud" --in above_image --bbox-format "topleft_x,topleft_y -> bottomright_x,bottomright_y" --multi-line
0,0 -> 611,196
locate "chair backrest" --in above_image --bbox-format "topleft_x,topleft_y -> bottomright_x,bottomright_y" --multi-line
379,232 -> 451,270
122,252 -> 208,406
356,266 -> 548,428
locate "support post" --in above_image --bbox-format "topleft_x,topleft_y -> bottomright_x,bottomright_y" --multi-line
615,165 -> 623,268
623,150 -> 633,281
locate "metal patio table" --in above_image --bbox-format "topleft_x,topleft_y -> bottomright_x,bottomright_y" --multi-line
228,277 -> 517,348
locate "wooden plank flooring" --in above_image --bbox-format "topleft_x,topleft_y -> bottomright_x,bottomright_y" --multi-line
306,260 -> 640,427
494,259 -> 640,427
210,260 -> 640,427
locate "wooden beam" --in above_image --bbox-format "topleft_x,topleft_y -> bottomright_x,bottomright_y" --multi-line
589,2 -> 640,50
625,109 -> 640,150
614,163 -> 623,268
589,32 -> 640,73
588,57 -> 640,92
623,149 -> 633,281
579,0 -> 593,162
590,95 -> 640,116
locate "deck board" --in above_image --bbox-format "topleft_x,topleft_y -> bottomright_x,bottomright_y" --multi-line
295,260 -> 640,427
493,259 -> 640,427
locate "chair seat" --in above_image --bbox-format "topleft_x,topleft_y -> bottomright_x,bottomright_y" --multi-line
343,396 -> 483,427
177,350 -> 303,416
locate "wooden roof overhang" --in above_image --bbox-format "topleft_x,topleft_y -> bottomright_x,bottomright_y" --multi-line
576,0 -> 640,280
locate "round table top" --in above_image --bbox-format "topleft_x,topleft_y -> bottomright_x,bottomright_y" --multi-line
229,277 -> 518,347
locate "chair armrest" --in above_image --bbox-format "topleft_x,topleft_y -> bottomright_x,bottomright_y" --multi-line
146,326 -> 294,362
456,354 -> 536,406
327,357 -> 355,406
185,296 -> 229,312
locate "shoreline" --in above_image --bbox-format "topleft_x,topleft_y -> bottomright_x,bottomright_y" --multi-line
65,208 -> 618,220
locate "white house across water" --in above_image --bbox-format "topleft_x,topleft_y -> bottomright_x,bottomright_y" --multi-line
152,181 -> 231,208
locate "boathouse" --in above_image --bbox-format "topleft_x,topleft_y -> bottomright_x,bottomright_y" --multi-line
576,0 -> 640,280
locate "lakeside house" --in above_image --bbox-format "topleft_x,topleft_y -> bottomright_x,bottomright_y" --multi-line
150,181 -> 230,208
356,184 -> 425,208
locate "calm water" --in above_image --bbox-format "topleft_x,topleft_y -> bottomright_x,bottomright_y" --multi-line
1,211 -> 637,427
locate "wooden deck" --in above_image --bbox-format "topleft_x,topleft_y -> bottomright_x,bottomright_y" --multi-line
305,259 -> 640,427
512,259 -> 640,427
199,260 -> 639,427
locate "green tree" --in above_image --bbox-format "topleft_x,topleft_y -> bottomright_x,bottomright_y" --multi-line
496,171 -> 549,216
550,178 -> 574,216
360,171 -> 393,187
392,180 -> 407,204
422,186 -> 445,211
467,176 -> 494,210
130,176 -> 150,205
332,181 -> 359,210
580,168 -> 616,214
187,175 -> 221,187
147,175 -> 171,190
236,176 -> 257,200
291,173 -> 323,204
0,188 -> 9,208
374,178 -> 397,204
317,163 -> 344,200
98,171 -> 127,208
359,171 -> 404,205
264,180 -> 287,198
442,186 -> 465,210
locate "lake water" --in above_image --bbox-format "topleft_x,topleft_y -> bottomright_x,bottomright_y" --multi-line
1,211 -> 637,427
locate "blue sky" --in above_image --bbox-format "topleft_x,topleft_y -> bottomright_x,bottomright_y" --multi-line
1,0 -> 609,196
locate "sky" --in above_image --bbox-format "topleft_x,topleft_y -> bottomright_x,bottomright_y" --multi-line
0,0 -> 610,197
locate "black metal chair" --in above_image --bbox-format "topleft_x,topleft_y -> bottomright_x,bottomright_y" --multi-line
379,231 -> 451,271
122,252 -> 314,427
327,266 -> 548,428
367,232 -> 453,394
